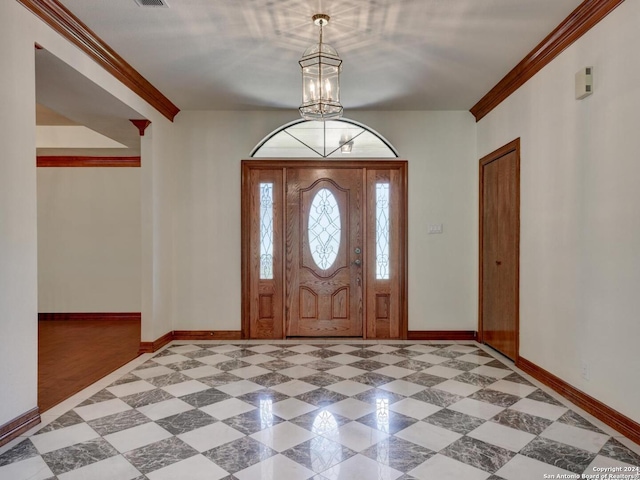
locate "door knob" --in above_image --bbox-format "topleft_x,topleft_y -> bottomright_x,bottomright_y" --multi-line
353,259 -> 362,266
354,247 -> 361,254
496,260 -> 502,266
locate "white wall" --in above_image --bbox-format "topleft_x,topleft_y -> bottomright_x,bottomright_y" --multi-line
477,0 -> 640,422
37,168 -> 141,312
171,110 -> 478,332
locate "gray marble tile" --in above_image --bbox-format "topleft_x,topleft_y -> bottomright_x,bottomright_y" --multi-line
0,439 -> 38,467
484,360 -> 511,370
261,359 -> 297,371
299,373 -> 344,388
491,409 -> 552,435
37,410 -> 85,433
183,349 -> 218,359
224,349 -> 260,359
402,372 -> 447,388
156,409 -> 217,435
520,437 -> 596,474
361,436 -> 435,472
134,360 -> 160,370
454,372 -> 497,388
236,389 -> 289,407
349,349 -> 381,359
503,372 -> 533,386
250,372 -> 292,387
41,438 -> 118,475
307,349 -> 340,359
526,389 -> 564,406
356,410 -> 418,434
393,359 -> 428,371
217,360 -> 251,372
557,410 -> 605,434
487,475 -> 508,480
423,408 -> 485,434
168,359 -> 208,371
349,360 -> 388,371
469,389 -> 521,408
441,359 -> 479,372
282,437 -> 356,473
350,372 -> 396,387
289,409 -> 351,433
411,388 -> 464,408
179,387 -> 232,408
77,389 -> 118,407
121,388 -> 174,408
221,409 -> 285,435
203,436 -> 275,474
599,438 -> 640,466
152,349 -> 178,358
397,475 -> 420,480
267,349 -> 298,359
88,409 -> 151,436
393,349 -> 425,358
354,388 -> 406,405
305,359 -> 343,371
431,350 -> 466,359
441,436 -> 515,473
295,388 -> 348,407
124,436 -> 198,475
146,372 -> 191,388
199,372 -> 244,387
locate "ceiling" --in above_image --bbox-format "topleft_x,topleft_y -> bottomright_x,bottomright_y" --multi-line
57,0 -> 583,112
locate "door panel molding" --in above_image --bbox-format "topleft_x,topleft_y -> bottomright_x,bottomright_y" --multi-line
241,159 -> 408,339
478,139 -> 520,360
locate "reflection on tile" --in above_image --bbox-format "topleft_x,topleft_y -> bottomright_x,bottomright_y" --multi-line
288,409 -> 351,435
356,409 -> 418,434
222,409 -> 285,436
250,421 -> 316,452
354,388 -> 406,406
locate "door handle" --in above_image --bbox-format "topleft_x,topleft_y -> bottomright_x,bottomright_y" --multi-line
353,259 -> 362,266
496,260 -> 502,266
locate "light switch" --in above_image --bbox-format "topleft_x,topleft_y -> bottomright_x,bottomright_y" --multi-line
428,223 -> 443,234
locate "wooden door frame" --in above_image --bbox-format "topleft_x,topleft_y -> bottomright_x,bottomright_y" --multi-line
478,139 -> 520,360
241,159 -> 408,339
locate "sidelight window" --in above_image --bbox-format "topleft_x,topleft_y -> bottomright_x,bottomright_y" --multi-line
259,182 -> 274,279
376,183 -> 390,279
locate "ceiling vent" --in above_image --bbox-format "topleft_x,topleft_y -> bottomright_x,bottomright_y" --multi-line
134,0 -> 169,7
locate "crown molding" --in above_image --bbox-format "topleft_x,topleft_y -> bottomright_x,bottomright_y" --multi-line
470,0 -> 626,122
18,0 -> 180,122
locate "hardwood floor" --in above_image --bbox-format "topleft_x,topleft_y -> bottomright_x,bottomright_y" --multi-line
38,317 -> 140,412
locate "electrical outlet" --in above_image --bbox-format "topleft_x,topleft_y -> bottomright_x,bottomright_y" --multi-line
580,359 -> 590,381
428,223 -> 443,234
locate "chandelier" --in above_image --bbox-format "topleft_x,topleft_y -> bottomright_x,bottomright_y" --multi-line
299,14 -> 343,121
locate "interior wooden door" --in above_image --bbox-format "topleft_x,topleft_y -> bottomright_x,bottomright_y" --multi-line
286,168 -> 363,336
480,140 -> 520,360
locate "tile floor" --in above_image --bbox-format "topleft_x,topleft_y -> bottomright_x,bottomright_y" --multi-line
1,340 -> 639,480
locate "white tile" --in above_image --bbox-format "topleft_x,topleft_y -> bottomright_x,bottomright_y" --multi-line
243,354 -> 276,365
321,454 -> 403,480
378,380 -> 426,396
250,422 -> 316,452
456,354 -> 494,365
325,380 -> 372,396
229,365 -> 271,379
105,422 -> 172,453
208,344 -> 241,353
138,398 -> 194,420
389,398 -> 443,419
247,344 -> 281,353
369,354 -> 403,365
424,365 -> 463,379
496,454 -> 576,480
0,455 -> 54,480
469,365 -> 512,379
448,397 -> 504,420
178,422 -> 244,452
541,422 -> 610,453
326,365 -> 367,379
487,379 -> 537,397
133,365 -> 175,379
277,366 -> 318,379
181,365 -> 223,379
411,353 -> 448,365
271,398 -> 318,420
74,398 -> 132,421
326,398 -> 376,420
365,345 -> 399,353
169,345 -> 202,354
374,365 -> 415,378
409,454 -> 490,480
323,421 -> 389,452
147,454 -> 228,480
30,422 -> 99,454
326,345 -> 360,353
396,421 -> 462,451
234,454 -> 315,480
270,380 -> 319,396
446,345 -> 480,353
584,454 -> 640,476
197,354 -> 233,365
328,354 -> 361,365
57,455 -> 141,480
161,380 -> 209,397
107,380 -> 156,398
285,354 -> 317,365
509,398 -> 568,421
200,398 -> 256,420
467,421 -> 535,452
215,380 -> 264,397
287,345 -> 320,354
153,354 -> 191,365
432,380 -> 482,397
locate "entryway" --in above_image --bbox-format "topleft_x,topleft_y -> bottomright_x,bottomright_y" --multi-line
241,160 -> 408,339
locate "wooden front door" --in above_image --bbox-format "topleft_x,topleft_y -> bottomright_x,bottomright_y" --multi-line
480,139 -> 520,360
286,168 -> 363,336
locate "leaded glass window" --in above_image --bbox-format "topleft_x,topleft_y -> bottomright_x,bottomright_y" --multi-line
259,183 -> 274,279
308,188 -> 341,270
376,183 -> 390,280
